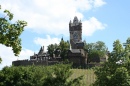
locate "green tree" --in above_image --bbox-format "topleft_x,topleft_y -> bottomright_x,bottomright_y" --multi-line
47,38 -> 70,60
42,63 -> 84,86
123,37 -> 130,74
59,38 -> 70,60
0,6 -> 27,56
0,64 -> 84,86
95,41 -> 107,53
47,44 -> 58,58
110,40 -> 124,63
84,41 -> 107,63
92,39 -> 130,86
0,57 -> 2,63
53,43 -> 60,57
0,66 -> 45,86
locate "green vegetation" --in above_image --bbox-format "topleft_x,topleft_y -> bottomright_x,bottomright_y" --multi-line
0,63 -> 84,86
0,5 -> 130,86
47,43 -> 59,58
84,41 -> 107,63
0,6 -> 27,56
71,69 -> 95,86
47,38 -> 70,60
0,57 -> 2,63
92,38 -> 130,86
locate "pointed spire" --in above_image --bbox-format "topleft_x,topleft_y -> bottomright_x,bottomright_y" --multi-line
67,40 -> 69,43
42,46 -> 44,51
73,16 -> 79,25
69,20 -> 71,24
79,20 -> 81,23
41,46 -> 43,50
61,36 -> 64,41
73,16 -> 78,22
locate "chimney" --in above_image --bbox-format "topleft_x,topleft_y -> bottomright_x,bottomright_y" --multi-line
43,46 -> 44,51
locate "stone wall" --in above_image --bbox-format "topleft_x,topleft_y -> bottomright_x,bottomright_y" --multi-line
12,60 -> 58,66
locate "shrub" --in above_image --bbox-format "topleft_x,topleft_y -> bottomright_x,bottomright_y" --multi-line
0,63 -> 84,86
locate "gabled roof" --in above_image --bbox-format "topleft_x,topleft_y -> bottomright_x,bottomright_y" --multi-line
38,46 -> 45,55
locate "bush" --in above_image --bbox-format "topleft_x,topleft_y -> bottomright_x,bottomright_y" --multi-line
0,66 -> 45,86
0,63 -> 84,86
92,39 -> 130,86
42,64 -> 84,86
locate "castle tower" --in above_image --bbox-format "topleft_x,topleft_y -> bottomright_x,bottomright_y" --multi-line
69,16 -> 83,49
68,16 -> 87,67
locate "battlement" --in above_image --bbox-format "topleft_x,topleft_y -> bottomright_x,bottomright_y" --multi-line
69,16 -> 82,31
12,59 -> 59,66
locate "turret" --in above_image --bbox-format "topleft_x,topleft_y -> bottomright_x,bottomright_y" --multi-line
69,16 -> 82,31
69,16 -> 83,49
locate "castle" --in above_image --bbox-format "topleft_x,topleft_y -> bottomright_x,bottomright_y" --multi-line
12,16 -> 87,67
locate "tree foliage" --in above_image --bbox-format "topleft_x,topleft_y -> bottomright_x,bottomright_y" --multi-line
59,39 -> 70,60
0,57 -> 2,63
0,64 -> 83,86
42,63 -> 83,86
47,43 -> 58,58
0,66 -> 45,86
0,6 -> 27,56
47,38 -> 70,60
92,38 -> 130,86
84,41 -> 107,63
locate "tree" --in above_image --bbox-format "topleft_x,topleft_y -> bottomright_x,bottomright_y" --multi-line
47,44 -> 58,58
0,6 -> 27,56
84,41 -> 107,63
0,57 -> 2,63
0,66 -> 45,86
92,39 -> 130,86
109,40 -> 124,63
42,63 -> 84,86
123,37 -> 130,74
0,64 -> 84,86
95,41 -> 107,52
47,38 -> 70,60
59,38 -> 70,60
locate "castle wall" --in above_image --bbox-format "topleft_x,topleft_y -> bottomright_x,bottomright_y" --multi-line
12,60 -> 58,66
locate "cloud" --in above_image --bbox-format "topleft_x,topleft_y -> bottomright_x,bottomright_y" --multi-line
0,0 -> 106,36
0,44 -> 34,69
0,0 -> 107,69
83,17 -> 107,36
34,35 -> 60,51
93,0 -> 106,8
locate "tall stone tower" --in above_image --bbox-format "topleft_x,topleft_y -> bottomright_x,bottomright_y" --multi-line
69,16 -> 84,49
68,16 -> 87,67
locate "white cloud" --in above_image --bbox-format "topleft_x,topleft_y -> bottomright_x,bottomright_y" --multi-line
83,17 -> 107,36
93,0 -> 106,8
34,35 -> 60,51
0,0 -> 106,36
0,0 -> 107,69
0,44 -> 34,69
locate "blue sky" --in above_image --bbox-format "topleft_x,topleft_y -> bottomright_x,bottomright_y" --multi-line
0,0 -> 130,69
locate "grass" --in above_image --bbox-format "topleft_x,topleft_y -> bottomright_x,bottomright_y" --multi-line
71,69 -> 96,86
